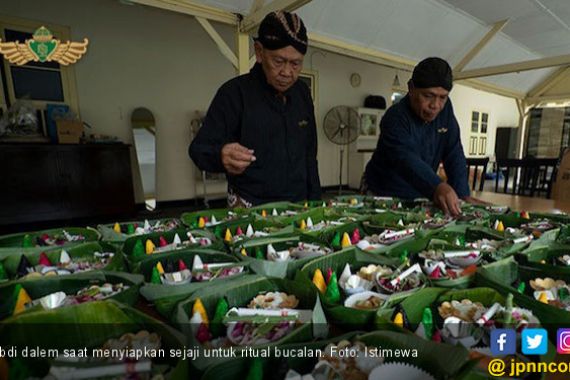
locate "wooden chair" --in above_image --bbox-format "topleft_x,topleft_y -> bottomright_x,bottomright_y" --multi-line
494,158 -> 558,198
466,157 -> 489,191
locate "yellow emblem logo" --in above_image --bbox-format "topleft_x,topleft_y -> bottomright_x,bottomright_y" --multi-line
0,26 -> 88,66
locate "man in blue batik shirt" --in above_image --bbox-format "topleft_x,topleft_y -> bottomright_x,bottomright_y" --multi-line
364,57 -> 482,215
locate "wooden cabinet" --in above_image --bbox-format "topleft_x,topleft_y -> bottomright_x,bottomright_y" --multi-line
0,144 -> 135,226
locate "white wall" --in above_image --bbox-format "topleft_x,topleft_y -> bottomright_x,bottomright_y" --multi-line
449,84 -> 520,160
305,47 -> 400,187
0,0 -> 520,201
0,0 -> 236,203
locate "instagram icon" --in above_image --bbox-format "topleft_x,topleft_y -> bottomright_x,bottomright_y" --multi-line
557,329 -> 570,354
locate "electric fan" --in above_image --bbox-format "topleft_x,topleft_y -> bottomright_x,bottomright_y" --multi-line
323,106 -> 360,195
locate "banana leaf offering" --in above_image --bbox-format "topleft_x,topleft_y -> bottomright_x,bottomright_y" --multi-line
234,235 -> 333,278
517,245 -> 570,270
247,201 -> 306,225
0,300 -> 187,380
97,218 -> 181,244
214,218 -> 294,247
301,248 -> 427,328
454,206 -> 491,225
329,194 -> 382,210
477,257 -> 570,329
362,211 -> 426,233
0,271 -> 143,320
296,199 -> 330,209
0,227 -> 100,260
140,250 -> 250,320
376,287 -> 554,379
0,242 -> 125,283
298,248 -> 404,328
181,207 -> 248,229
291,207 -> 361,235
410,225 -> 530,288
122,228 -> 222,263
174,275 -> 326,372
491,211 -> 560,238
359,217 -> 419,252
433,224 -> 531,258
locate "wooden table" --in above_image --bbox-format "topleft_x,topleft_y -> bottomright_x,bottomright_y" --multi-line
472,191 -> 570,214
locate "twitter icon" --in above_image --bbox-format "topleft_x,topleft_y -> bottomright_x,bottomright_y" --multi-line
522,328 -> 548,355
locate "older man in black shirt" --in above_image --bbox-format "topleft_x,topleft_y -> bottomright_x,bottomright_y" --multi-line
189,11 -> 321,207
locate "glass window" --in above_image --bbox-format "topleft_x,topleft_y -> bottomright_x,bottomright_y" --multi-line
471,111 -> 479,132
481,112 -> 488,133
11,66 -> 64,101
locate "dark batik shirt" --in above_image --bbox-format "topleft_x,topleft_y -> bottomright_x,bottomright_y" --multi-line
364,94 -> 469,199
189,63 -> 321,205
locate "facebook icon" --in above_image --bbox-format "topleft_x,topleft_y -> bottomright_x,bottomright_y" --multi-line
491,329 -> 517,355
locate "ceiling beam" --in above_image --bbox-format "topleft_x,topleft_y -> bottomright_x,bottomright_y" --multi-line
525,93 -> 570,104
308,32 -> 523,99
130,0 -> 237,25
455,53 -> 570,80
527,66 -> 570,98
196,17 -> 238,68
308,32 -> 415,70
240,0 -> 313,33
236,30 -> 250,74
458,78 -> 525,99
454,19 -> 508,72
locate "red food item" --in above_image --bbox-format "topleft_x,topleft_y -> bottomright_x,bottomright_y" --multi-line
351,229 -> 361,244
196,323 -> 212,343
461,265 -> 478,276
429,266 -> 442,279
159,236 -> 168,247
39,252 -> 52,266
325,268 -> 333,285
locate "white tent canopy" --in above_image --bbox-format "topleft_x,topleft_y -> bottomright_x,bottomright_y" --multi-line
147,0 -> 570,103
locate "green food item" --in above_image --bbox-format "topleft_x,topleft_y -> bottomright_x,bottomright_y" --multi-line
150,266 -> 161,284
132,240 -> 145,259
517,282 -> 526,294
457,236 -> 466,247
331,232 -> 341,249
422,307 -> 434,340
22,235 -> 33,248
211,298 -> 229,337
255,247 -> 265,260
324,271 -> 340,304
559,287 -> 570,302
126,224 -> 135,235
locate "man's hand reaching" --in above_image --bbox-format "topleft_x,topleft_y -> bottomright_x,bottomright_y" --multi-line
221,143 -> 256,175
434,182 -> 461,216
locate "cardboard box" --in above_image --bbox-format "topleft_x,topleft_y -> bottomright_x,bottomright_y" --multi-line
552,149 -> 569,201
56,120 -> 83,144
